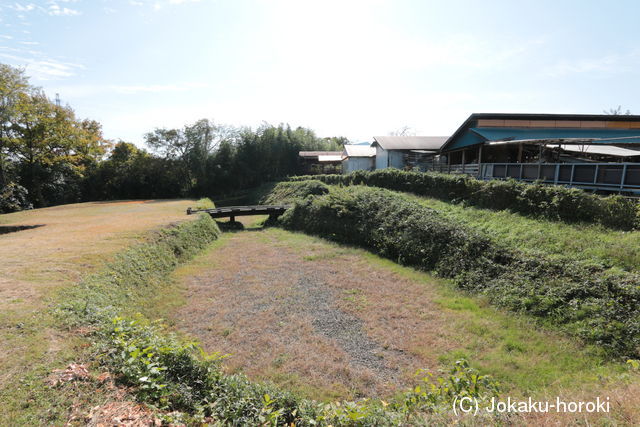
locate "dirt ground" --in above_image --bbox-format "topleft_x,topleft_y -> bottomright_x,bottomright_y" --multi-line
173,227 -> 459,400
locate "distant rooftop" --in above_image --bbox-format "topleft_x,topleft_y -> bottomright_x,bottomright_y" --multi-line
299,151 -> 342,159
372,136 -> 449,151
343,144 -> 375,157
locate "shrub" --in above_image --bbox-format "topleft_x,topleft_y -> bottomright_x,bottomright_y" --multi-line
290,170 -> 640,230
0,182 -> 32,213
193,197 -> 215,210
261,180 -> 329,205
273,183 -> 640,357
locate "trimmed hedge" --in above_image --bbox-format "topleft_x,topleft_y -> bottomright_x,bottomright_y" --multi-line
272,182 -> 640,358
290,169 -> 640,230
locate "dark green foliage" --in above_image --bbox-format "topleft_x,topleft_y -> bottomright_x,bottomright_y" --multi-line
290,169 -> 640,230
0,182 -> 32,213
273,182 -> 640,357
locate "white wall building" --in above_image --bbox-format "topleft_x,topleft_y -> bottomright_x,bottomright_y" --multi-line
342,144 -> 376,173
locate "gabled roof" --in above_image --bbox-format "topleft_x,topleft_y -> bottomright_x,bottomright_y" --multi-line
441,113 -> 640,152
372,136 -> 449,151
343,144 -> 376,157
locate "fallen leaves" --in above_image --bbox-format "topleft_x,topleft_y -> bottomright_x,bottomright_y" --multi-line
46,363 -> 90,387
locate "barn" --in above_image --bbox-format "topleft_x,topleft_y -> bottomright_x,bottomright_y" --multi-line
439,113 -> 640,193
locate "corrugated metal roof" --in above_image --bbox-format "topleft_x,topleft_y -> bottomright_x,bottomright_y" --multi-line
318,155 -> 343,162
471,128 -> 640,144
299,151 -> 343,158
343,144 -> 376,157
372,136 -> 449,151
442,113 -> 640,152
549,144 -> 640,157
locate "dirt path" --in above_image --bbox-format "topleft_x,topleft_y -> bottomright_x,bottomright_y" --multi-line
173,228 -> 457,399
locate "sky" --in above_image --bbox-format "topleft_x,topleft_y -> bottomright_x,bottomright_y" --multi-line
1,0 -> 640,145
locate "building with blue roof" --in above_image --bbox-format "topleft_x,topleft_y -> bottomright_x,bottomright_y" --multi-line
437,113 -> 640,193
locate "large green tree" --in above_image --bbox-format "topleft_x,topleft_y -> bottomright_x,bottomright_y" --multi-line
0,64 -> 29,188
9,89 -> 107,205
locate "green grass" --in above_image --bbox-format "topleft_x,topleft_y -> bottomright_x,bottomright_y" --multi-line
406,195 -> 640,272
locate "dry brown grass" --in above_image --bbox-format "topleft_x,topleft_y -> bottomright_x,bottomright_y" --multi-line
0,199 -> 193,417
171,227 -> 640,424
0,199 -> 193,306
173,229 -> 471,400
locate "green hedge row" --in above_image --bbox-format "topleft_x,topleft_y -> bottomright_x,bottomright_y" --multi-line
290,169 -> 640,230
273,182 -> 640,358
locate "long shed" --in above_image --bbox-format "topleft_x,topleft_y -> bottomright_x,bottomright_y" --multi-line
371,136 -> 449,170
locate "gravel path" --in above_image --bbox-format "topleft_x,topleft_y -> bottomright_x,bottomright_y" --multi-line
292,273 -> 401,381
173,229 -> 452,399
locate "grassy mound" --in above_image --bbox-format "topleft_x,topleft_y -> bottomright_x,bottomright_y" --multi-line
290,169 -> 640,230
271,182 -> 640,358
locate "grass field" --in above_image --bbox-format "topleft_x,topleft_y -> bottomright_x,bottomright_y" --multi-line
3,194 -> 640,424
0,199 -> 194,424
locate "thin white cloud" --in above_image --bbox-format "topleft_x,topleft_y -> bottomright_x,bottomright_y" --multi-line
544,51 -> 640,77
8,3 -> 37,13
47,3 -> 81,16
113,82 -> 209,94
0,50 -> 84,80
6,1 -> 82,16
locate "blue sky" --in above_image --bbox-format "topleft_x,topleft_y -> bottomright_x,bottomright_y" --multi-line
1,0 -> 639,144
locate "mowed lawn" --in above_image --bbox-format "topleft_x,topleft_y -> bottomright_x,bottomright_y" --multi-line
0,199 -> 193,423
171,223 -> 640,424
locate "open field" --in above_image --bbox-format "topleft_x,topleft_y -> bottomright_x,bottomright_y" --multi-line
170,223 -> 640,423
3,194 -> 640,424
0,199 -> 193,424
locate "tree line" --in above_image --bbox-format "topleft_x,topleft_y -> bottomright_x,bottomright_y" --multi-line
0,63 -> 346,213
